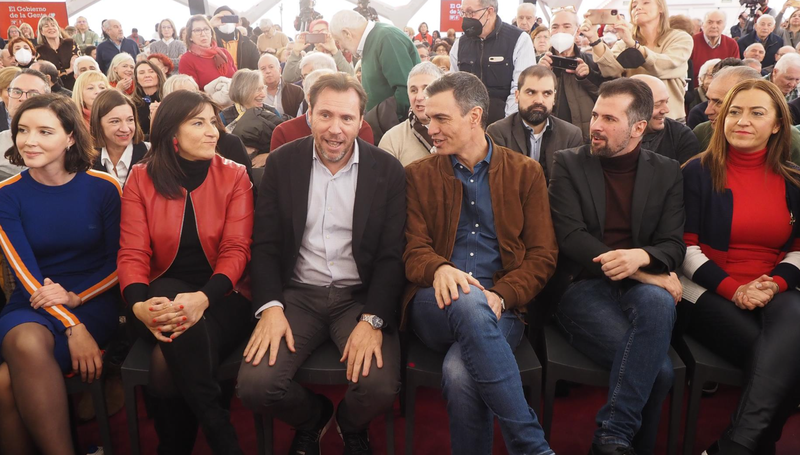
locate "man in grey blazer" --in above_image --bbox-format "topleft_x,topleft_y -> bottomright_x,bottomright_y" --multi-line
487,66 -> 583,179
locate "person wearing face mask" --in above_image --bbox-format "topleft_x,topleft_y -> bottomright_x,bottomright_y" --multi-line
378,62 -> 443,166
448,0 -> 536,125
538,9 -> 609,143
95,19 -> 139,75
7,37 -> 37,69
212,6 -> 259,71
487,65 -> 583,179
691,11 -> 741,89
90,90 -> 150,188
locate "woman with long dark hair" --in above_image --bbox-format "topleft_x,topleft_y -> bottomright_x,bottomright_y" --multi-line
118,90 -> 253,454
90,89 -> 149,188
681,79 -> 800,455
132,60 -> 166,136
0,94 -> 120,453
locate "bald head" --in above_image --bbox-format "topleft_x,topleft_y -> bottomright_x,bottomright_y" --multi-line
516,3 -> 536,32
744,43 -> 766,62
632,75 -> 669,132
550,10 -> 579,36
776,45 -> 797,62
704,66 -> 763,125
258,52 -> 282,87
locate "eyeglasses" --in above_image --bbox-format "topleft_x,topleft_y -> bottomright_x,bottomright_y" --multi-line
192,28 -> 212,35
458,6 -> 489,18
7,88 -> 42,99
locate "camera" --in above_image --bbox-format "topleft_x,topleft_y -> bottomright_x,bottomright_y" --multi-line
354,0 -> 379,22
294,0 -> 322,32
550,56 -> 579,71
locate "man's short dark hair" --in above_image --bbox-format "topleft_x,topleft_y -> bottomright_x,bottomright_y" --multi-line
31,61 -> 58,85
518,65 -> 557,91
597,78 -> 653,127
425,72 -> 490,129
308,72 -> 367,116
12,68 -> 50,90
712,57 -> 744,76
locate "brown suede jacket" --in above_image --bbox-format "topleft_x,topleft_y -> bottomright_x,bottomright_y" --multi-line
400,138 -> 558,330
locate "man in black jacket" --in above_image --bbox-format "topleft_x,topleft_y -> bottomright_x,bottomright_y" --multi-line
487,65 -> 583,179
548,78 -> 685,455
237,73 -> 406,455
738,15 -> 783,69
633,75 -> 700,164
212,6 -> 260,70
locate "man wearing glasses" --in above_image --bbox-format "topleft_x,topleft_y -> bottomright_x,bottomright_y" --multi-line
450,0 -> 536,125
0,69 -> 48,179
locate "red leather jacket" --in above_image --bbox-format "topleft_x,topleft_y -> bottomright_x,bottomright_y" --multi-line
118,155 -> 254,298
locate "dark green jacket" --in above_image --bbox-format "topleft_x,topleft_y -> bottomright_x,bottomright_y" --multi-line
361,23 -> 420,121
693,121 -> 800,165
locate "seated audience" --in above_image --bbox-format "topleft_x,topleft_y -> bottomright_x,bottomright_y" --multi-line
681,79 -> 800,455
403,71 -> 557,455
270,69 -> 374,151
30,60 -> 71,97
148,19 -> 185,75
487,65 -> 583,178
738,15 -> 783,69
294,52 -> 338,115
549,78 -> 685,455
0,49 -> 16,68
379,62 -> 443,166
688,57 -> 746,129
0,69 -> 49,179
84,45 -> 98,61
211,6 -> 259,71
0,67 -> 22,132
691,11 -> 740,88
72,70 -> 109,127
0,94 -> 120,454
35,16 -> 79,90
686,58 -> 719,113
73,55 -> 99,77
742,42 -> 767,64
766,52 -> 800,101
179,15 -> 236,90
162,74 -> 198,96
415,42 -> 430,62
237,73 -> 405,455
282,19 -> 354,83
257,53 -> 304,119
633,74 -> 700,164
133,60 -> 166,135
582,0 -> 692,121
107,52 -> 135,95
7,37 -> 37,69
90,90 -> 150,188
96,19 -> 139,74
118,90 -> 253,454
742,57 -> 763,72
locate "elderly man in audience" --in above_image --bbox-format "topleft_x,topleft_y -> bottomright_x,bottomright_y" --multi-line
256,18 -> 288,55
743,42 -> 767,67
96,19 -> 139,74
688,57 -> 746,129
283,19 -> 355,83
378,62 -> 443,166
767,52 -> 800,101
30,60 -> 72,97
549,78 -> 685,455
237,72 -> 406,455
450,0 -> 536,125
691,10 -> 741,88
258,53 -> 304,119
762,45 -> 797,73
403,71 -> 557,455
538,8 -> 607,142
632,74 -> 700,164
0,69 -> 49,179
516,2 -> 537,34
331,10 -> 420,122
738,15 -> 783,69
487,65 -> 582,179
742,57 -> 763,72
270,69 -> 374,151
0,49 -> 16,68
73,16 -> 100,52
295,52 -> 337,115
72,55 -> 99,77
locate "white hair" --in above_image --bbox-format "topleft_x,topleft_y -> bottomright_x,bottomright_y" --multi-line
745,42 -> 765,53
72,55 -> 99,76
407,61 -> 444,84
330,10 -> 367,38
703,9 -> 726,24
163,74 -> 199,96
106,52 -> 134,83
517,3 -> 536,15
776,52 -> 800,72
698,58 -> 720,82
260,18 -> 273,30
258,53 -> 281,67
757,14 -> 775,25
303,68 -> 336,101
299,51 -> 337,73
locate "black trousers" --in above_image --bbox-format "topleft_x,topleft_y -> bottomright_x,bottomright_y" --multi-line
682,290 -> 800,453
132,277 -> 254,455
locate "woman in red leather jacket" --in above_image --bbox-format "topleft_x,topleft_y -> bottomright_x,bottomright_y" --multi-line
117,90 -> 253,454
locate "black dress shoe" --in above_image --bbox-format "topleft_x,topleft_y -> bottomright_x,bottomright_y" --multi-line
588,443 -> 636,455
288,394 -> 334,455
341,429 -> 372,455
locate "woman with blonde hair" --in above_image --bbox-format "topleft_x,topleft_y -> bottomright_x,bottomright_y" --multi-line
107,52 -> 135,95
72,70 -> 109,126
18,23 -> 35,42
581,0 -> 693,122
681,79 -> 800,455
5,25 -> 20,41
776,5 -> 800,48
35,16 -> 79,90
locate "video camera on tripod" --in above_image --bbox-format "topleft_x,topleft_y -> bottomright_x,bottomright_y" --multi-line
354,0 -> 379,22
294,0 -> 322,32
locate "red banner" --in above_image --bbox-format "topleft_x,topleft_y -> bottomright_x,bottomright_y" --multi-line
0,2 -> 69,39
440,0 -> 463,33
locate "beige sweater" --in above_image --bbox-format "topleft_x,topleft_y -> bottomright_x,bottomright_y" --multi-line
594,29 -> 693,120
257,31 -> 289,53
378,119 -> 433,167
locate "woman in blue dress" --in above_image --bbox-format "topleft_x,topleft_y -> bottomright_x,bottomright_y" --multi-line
0,94 -> 120,453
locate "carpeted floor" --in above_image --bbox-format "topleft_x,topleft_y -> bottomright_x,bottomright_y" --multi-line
75,383 -> 800,454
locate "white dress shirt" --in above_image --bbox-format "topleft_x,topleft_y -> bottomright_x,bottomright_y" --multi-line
101,143 -> 150,188
356,21 -> 377,57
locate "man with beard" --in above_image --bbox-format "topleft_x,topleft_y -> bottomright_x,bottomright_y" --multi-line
237,73 -> 406,455
632,74 -> 699,164
487,65 -> 582,179
403,71 -> 556,455
548,77 -> 685,455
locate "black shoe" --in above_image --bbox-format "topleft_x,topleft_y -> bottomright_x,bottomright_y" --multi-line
588,443 -> 636,455
288,394 -> 334,455
340,429 -> 372,455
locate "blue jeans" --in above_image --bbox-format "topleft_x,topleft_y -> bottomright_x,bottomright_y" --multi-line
410,286 -> 553,455
555,279 -> 675,454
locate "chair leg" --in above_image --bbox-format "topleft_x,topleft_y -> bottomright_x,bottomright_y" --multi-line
667,368 -> 685,455
123,383 -> 140,455
90,378 -> 115,455
542,373 -> 558,441
404,383 -> 417,455
385,409 -> 395,455
683,371 -> 706,455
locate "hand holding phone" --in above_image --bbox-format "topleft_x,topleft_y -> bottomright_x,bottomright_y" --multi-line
586,9 -> 624,25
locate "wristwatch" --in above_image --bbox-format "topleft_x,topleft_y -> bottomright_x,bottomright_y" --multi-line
490,291 -> 506,313
360,314 -> 385,330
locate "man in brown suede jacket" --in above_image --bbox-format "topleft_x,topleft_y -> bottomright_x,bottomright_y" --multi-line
401,72 -> 558,455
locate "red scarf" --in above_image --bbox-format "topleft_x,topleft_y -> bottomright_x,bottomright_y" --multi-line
82,107 -> 91,127
110,80 -> 135,95
190,42 -> 229,76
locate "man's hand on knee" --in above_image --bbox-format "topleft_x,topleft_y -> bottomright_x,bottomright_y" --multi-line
244,307 -> 295,367
593,248 -> 651,281
433,265 -> 485,308
341,322 -> 383,383
631,270 -> 683,303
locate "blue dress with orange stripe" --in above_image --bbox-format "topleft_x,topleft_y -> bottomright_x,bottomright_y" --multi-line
0,170 -> 121,372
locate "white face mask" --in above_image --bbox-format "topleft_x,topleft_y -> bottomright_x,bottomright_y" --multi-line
603,32 -> 619,46
14,48 -> 32,65
550,33 -> 574,54
218,23 -> 236,35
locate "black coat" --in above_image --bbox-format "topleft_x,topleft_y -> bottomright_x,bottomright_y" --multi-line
640,117 -> 701,164
215,29 -> 260,70
738,32 -> 783,69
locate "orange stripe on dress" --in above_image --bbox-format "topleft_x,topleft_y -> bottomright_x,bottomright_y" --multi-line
86,169 -> 123,196
78,271 -> 118,301
45,304 -> 79,327
0,226 -> 41,295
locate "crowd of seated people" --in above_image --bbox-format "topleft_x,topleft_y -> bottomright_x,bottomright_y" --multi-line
3,1 -> 800,454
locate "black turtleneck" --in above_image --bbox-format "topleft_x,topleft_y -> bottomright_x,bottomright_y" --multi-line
600,145 -> 641,251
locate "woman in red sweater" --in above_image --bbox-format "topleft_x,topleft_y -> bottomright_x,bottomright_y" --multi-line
179,15 -> 236,90
414,22 -> 433,46
681,80 -> 800,455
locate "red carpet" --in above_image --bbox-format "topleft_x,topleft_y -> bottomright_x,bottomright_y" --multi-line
76,384 -> 800,454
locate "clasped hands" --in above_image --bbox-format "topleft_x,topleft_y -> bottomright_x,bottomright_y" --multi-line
594,248 -> 682,303
132,291 -> 209,343
733,275 -> 779,310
